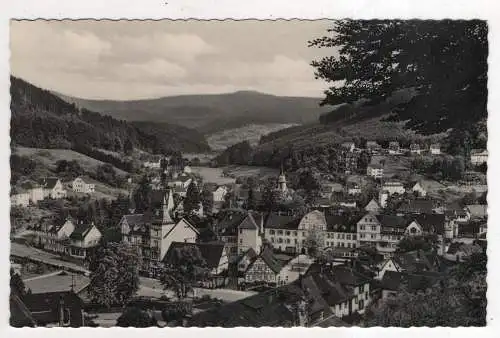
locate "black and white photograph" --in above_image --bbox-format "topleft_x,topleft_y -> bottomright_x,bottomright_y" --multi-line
8,17 -> 488,328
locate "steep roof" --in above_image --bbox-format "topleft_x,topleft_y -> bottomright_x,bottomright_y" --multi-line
163,241 -> 225,269
69,223 -> 96,240
392,250 -> 436,272
40,177 -> 60,189
259,247 -> 285,273
10,294 -> 36,327
376,214 -> 408,228
398,199 -> 437,214
325,214 -> 357,233
412,213 -> 445,234
22,291 -> 84,327
238,213 -> 260,230
264,212 -> 302,230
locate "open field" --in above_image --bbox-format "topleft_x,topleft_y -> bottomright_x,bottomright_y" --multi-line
15,147 -> 129,176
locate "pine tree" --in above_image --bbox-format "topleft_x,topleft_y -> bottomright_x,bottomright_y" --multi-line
183,181 -> 201,215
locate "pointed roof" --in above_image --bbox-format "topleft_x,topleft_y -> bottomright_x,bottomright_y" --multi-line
238,212 -> 260,230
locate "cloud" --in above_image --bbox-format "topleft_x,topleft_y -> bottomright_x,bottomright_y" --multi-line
10,20 -> 333,99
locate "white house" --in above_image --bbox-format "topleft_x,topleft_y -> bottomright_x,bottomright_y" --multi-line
366,164 -> 384,179
364,199 -> 381,213
68,222 -> 102,259
410,143 -> 422,155
347,182 -> 362,195
430,144 -> 441,155
212,186 -> 228,203
40,178 -> 67,199
410,181 -> 427,197
470,149 -> 488,165
341,142 -> 356,153
11,193 -> 30,207
72,177 -> 95,194
237,212 -> 263,254
388,141 -> 401,155
382,182 -> 405,196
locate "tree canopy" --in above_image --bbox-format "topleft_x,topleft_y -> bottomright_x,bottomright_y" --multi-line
116,307 -> 158,327
309,20 -> 487,134
87,243 -> 140,307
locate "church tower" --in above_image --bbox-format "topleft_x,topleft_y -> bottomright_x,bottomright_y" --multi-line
277,165 -> 288,193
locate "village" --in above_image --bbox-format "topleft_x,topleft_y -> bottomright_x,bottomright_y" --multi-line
10,138 -> 488,327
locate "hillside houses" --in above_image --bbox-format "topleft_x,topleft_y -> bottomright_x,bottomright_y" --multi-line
366,164 -> 384,179
470,149 -> 488,165
71,177 -> 95,194
430,144 -> 441,155
27,217 -> 101,259
39,178 -> 67,199
409,143 -> 422,155
388,141 -> 401,155
381,182 -> 405,196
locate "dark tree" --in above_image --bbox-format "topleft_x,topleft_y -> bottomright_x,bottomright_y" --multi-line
87,243 -> 140,308
246,186 -> 256,210
310,20 -> 487,135
10,269 -> 26,297
133,175 -> 152,213
124,139 -> 134,156
116,307 -> 158,327
184,181 -> 201,215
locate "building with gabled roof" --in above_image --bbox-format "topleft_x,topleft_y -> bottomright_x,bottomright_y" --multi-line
67,222 -> 102,259
39,177 -> 66,199
364,199 -> 381,213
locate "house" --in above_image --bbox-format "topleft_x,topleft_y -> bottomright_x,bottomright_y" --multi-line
28,217 -> 76,253
341,142 -> 356,153
11,192 -> 30,207
381,182 -> 405,196
188,276 -> 343,327
243,247 -> 289,286
410,181 -> 427,197
366,141 -> 381,154
465,204 -> 487,220
346,182 -> 361,195
169,173 -> 193,191
397,198 -> 439,214
39,178 -> 67,199
71,177 -> 95,194
319,182 -> 344,199
264,210 -> 328,254
430,144 -> 441,155
470,149 -> 488,165
379,271 -> 443,301
444,242 -> 483,262
20,181 -> 45,204
325,214 -> 358,249
410,143 -> 422,154
364,199 -> 381,213
21,291 -> 85,327
357,213 -> 407,255
237,212 -> 264,254
164,241 -> 228,288
410,213 -> 446,235
366,164 -> 384,179
67,222 -> 102,259
120,190 -> 199,276
388,141 -> 400,155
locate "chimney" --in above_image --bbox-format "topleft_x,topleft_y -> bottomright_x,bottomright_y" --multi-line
59,294 -> 65,327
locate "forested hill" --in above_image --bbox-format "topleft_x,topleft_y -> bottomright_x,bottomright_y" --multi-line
57,90 -> 331,135
10,76 -> 211,154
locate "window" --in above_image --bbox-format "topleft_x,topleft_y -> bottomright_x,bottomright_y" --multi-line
360,225 -> 365,230
371,226 -> 377,231
371,234 -> 376,239
341,234 -> 345,239
353,234 -> 357,240
337,234 -> 341,239
63,308 -> 71,326
286,238 -> 291,244
359,300 -> 365,310
354,296 -> 358,304
302,232 -> 306,236
278,238 -> 283,243
294,239 -> 298,244
270,230 -> 275,235
360,284 -> 365,293
346,234 -> 351,240
240,239 -> 243,244
278,230 -> 283,235
285,231 -> 291,236
293,231 -> 298,236
239,229 -> 243,234
341,242 -> 345,248
271,238 -> 275,243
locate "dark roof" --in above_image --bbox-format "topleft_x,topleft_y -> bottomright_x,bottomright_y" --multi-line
392,250 -> 437,273
238,213 -> 260,230
258,247 -> 285,273
381,271 -> 443,292
10,294 -> 36,327
328,266 -> 371,286
376,214 -> 408,228
309,273 -> 351,306
217,210 -> 248,232
398,199 -> 437,214
164,241 -> 225,269
325,214 -> 357,233
40,177 -> 60,189
264,212 -> 302,230
412,213 -> 445,234
188,277 -> 335,327
22,291 -> 84,327
69,223 -> 95,240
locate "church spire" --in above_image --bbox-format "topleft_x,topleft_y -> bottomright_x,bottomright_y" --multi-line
162,188 -> 174,224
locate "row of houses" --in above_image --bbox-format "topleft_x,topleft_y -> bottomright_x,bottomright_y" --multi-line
27,217 -> 103,260
341,141 -> 442,156
11,177 -> 96,207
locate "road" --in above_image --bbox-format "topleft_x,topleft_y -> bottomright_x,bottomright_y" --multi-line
11,243 -> 256,303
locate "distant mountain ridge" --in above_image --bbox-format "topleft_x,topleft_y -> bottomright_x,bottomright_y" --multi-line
56,91 -> 331,135
10,76 -> 211,154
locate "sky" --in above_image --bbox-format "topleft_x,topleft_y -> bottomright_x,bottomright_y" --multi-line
10,20 -> 337,100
